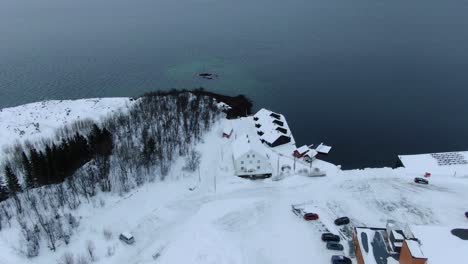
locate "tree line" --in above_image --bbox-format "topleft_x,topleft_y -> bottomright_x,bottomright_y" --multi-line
0,125 -> 112,202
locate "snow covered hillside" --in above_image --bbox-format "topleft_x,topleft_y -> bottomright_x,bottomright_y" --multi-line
1,100 -> 467,264
2,114 -> 467,264
0,98 -> 133,152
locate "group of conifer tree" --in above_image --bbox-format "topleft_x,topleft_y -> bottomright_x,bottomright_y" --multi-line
0,125 -> 112,203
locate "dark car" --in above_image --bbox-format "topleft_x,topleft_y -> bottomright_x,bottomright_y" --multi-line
334,217 -> 350,226
414,177 -> 429,184
326,242 -> 344,251
322,233 -> 341,242
331,255 -> 352,264
304,213 -> 319,221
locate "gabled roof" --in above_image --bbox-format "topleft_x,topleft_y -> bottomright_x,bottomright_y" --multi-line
295,145 -> 310,154
260,131 -> 288,144
316,143 -> 332,154
405,240 -> 425,259
398,151 -> 468,176
232,133 -> 265,159
254,108 -> 293,145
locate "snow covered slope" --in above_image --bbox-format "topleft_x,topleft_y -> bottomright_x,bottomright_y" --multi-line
0,98 -> 133,151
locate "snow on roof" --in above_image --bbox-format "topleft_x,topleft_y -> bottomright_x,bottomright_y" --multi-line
316,143 -> 332,154
121,231 -> 133,239
232,133 -> 264,159
411,225 -> 468,264
392,230 -> 405,240
355,228 -> 379,264
405,240 -> 425,259
260,130 -> 287,144
398,151 -> 468,176
307,149 -> 318,158
295,145 -> 310,154
355,227 -> 399,264
254,108 -> 294,145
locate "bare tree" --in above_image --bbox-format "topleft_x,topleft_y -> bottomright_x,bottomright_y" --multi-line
86,240 -> 96,262
59,252 -> 74,264
76,254 -> 90,264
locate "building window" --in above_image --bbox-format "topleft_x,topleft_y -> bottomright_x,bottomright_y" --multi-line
241,167 -> 245,171
252,154 -> 255,158
247,154 -> 250,158
257,166 -> 260,169
241,161 -> 244,164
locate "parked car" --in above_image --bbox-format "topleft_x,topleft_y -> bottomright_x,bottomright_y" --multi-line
414,177 -> 429,184
331,255 -> 352,264
119,232 -> 135,245
304,213 -> 319,221
326,242 -> 344,251
322,233 -> 341,242
334,217 -> 350,226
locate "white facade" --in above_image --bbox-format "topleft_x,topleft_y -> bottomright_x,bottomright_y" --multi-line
232,134 -> 273,177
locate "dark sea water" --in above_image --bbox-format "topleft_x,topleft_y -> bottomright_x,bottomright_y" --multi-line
1,0 -> 468,168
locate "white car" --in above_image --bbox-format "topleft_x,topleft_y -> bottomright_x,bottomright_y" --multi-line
119,232 -> 135,245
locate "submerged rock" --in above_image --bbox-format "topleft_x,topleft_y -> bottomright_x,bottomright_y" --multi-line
198,72 -> 219,80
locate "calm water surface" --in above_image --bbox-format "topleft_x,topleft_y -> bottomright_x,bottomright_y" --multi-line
1,0 -> 468,168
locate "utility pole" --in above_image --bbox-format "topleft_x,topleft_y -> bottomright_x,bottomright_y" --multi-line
277,155 -> 280,176
293,157 -> 296,173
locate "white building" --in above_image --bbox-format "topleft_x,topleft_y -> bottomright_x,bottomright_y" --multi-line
253,108 -> 294,148
232,134 -> 273,178
398,151 -> 468,177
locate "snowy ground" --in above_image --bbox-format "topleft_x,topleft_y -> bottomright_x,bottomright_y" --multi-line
1,102 -> 468,264
0,98 -> 133,153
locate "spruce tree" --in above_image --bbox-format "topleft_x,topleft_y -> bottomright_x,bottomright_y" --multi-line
4,165 -> 22,195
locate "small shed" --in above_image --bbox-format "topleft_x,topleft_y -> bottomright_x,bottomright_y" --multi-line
293,145 -> 310,158
316,143 -> 332,155
222,123 -> 234,138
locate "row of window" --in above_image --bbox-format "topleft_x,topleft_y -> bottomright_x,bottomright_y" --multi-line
241,166 -> 261,171
241,160 -> 261,164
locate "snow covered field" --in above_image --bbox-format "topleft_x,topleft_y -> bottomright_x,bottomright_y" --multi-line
1,101 -> 468,264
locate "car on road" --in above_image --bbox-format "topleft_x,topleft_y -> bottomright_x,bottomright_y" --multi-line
414,177 -> 429,184
119,232 -> 135,245
322,233 -> 341,242
334,216 -> 350,226
304,213 -> 319,221
326,242 -> 344,251
331,255 -> 352,264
